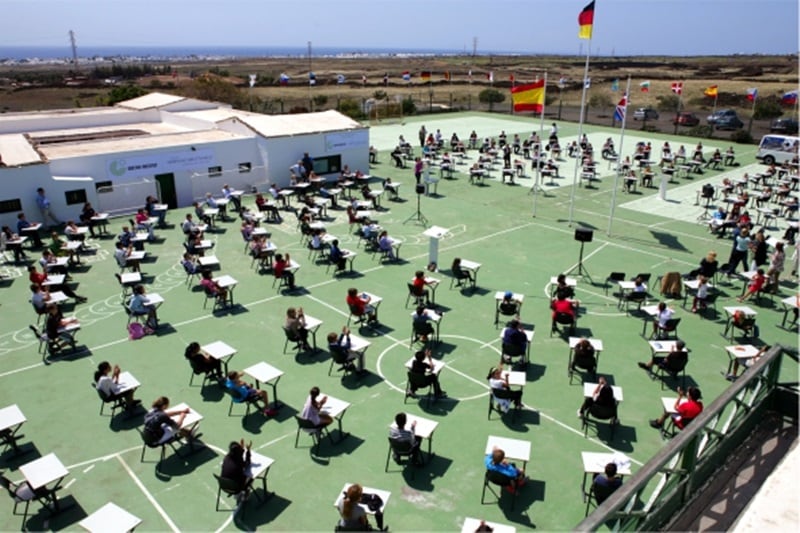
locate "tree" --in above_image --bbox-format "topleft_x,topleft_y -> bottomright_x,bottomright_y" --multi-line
587,94 -> 612,116
753,98 -> 783,120
105,85 -> 148,106
180,74 -> 246,108
656,94 -> 680,112
478,88 -> 505,111
402,96 -> 416,116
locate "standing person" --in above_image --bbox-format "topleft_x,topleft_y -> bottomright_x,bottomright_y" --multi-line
749,230 -> 768,271
414,157 -> 423,185
36,188 -> 60,228
767,241 -> 785,289
221,439 -> 252,494
418,125 -> 427,148
300,386 -> 334,430
726,228 -> 751,276
301,152 -> 314,177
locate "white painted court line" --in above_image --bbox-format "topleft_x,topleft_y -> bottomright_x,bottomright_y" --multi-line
116,454 -> 181,533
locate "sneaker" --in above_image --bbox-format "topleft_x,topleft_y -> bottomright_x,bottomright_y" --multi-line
725,373 -> 736,382
503,484 -> 517,494
637,362 -> 649,370
263,408 -> 279,417
691,307 -> 697,313
649,419 -> 662,429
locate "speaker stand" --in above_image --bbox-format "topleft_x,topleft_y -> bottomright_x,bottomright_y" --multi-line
566,240 -> 593,283
403,194 -> 429,226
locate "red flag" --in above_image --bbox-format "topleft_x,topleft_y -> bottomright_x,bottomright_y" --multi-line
671,82 -> 683,95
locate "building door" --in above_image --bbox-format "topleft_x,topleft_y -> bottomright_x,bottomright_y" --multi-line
154,173 -> 177,209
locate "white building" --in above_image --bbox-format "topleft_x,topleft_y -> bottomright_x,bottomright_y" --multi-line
0,92 -> 369,228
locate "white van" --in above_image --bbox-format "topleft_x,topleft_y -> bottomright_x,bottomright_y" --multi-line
756,134 -> 799,165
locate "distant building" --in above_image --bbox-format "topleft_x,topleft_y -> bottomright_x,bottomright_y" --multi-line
0,92 -> 368,226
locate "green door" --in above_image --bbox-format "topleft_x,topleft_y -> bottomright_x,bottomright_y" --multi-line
154,173 -> 177,209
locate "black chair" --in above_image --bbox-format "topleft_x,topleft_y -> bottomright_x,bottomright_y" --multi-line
213,474 -> 252,517
92,383 -> 126,418
136,427 -> 182,470
328,347 -> 357,378
495,301 -> 520,327
188,358 -> 217,388
697,292 -> 718,318
584,479 -> 621,516
724,316 -> 757,343
405,283 -> 425,308
623,291 -> 647,312
634,273 -> 652,284
405,371 -> 434,406
28,325 -> 49,356
501,342 -> 527,368
203,286 -> 226,312
481,469 -> 517,510
487,388 -> 521,422
569,350 -> 597,384
605,272 -> 626,295
582,403 -> 618,439
0,472 -> 52,530
661,415 -> 696,439
385,437 -> 417,478
294,415 -> 330,454
653,354 -> 689,390
551,312 -> 576,336
346,305 -> 369,328
282,326 -> 304,353
651,317 -> 681,340
410,319 -> 435,347
225,387 -> 258,417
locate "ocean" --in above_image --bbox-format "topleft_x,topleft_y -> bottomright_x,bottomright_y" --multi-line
1,45 -> 521,62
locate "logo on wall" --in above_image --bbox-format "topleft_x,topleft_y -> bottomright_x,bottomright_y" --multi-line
109,159 -> 127,177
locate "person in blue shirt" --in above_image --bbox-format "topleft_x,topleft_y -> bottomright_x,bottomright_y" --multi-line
224,370 -> 277,416
36,187 -> 61,228
329,239 -> 346,272
502,319 -> 529,356
129,284 -> 158,329
484,447 -> 526,491
593,462 -> 623,491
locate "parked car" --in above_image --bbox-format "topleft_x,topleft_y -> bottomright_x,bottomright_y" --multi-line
633,108 -> 659,121
770,118 -> 799,134
714,115 -> 744,130
707,109 -> 739,125
673,112 -> 700,127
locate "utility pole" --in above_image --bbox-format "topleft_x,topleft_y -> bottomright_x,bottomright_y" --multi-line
472,36 -> 478,58
69,30 -> 79,71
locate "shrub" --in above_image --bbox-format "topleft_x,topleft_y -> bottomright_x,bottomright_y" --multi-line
687,124 -> 713,138
336,98 -> 363,120
402,96 -> 416,115
730,130 -> 754,144
656,94 -> 680,112
478,88 -> 505,110
753,98 -> 784,120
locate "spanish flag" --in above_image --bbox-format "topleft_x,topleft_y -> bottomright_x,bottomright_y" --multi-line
511,80 -> 546,113
704,85 -> 718,98
578,1 -> 595,40
420,71 -> 431,82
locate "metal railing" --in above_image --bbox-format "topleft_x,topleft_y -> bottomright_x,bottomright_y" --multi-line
575,344 -> 792,531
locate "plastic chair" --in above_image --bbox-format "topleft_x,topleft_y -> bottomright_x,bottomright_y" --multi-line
651,317 -> 681,340
294,415 -> 330,454
213,474 -> 252,517
605,272 -> 626,295
481,469 -> 518,510
385,437 -> 418,478
582,403 -> 618,439
551,312 -> 576,336
405,371 -> 434,406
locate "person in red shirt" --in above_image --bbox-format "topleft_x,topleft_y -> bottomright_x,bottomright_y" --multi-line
737,268 -> 766,302
346,288 -> 377,323
649,386 -> 703,430
27,265 -> 86,302
273,253 -> 296,290
550,293 -> 575,319
411,270 -> 432,306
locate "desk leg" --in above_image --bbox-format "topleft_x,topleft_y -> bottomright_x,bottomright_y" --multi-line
334,412 -> 350,443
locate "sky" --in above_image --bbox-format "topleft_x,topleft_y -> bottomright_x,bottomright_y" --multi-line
1,0 -> 798,57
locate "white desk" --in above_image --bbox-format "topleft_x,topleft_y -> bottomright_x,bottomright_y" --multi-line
113,371 -> 141,395
648,340 -> 682,355
724,344 -> 761,375
198,255 -> 220,268
41,274 -> 65,288
47,291 -> 70,305
661,396 -> 687,415
202,340 -> 237,372
320,394 -> 352,441
390,413 -> 439,456
583,383 -> 624,402
334,483 -> 390,515
0,404 -> 26,453
79,502 -> 142,533
243,362 -> 284,408
780,295 -> 799,328
213,274 -> 238,305
501,370 -> 527,387
580,451 -> 632,498
143,293 -> 164,309
485,436 -> 531,468
405,356 -> 445,375
302,314 -> 324,351
20,452 -> 69,490
170,402 -> 203,432
460,259 -> 482,289
247,450 -> 275,497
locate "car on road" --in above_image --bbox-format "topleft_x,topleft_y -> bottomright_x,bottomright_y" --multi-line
707,109 -> 739,125
770,118 -> 799,134
714,115 -> 744,130
633,108 -> 659,121
673,112 -> 700,127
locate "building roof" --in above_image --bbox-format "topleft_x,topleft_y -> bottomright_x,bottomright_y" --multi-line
116,92 -> 187,110
38,129 -> 247,159
232,109 -> 365,138
0,134 -> 44,166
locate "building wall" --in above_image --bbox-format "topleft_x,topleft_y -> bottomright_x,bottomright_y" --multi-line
0,164 -> 54,229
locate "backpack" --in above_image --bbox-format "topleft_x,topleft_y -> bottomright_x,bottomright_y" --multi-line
128,322 -> 145,340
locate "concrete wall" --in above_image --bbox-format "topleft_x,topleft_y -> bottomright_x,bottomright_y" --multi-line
0,164 -> 53,229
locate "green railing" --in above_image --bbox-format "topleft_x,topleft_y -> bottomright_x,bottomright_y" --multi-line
575,344 -> 793,531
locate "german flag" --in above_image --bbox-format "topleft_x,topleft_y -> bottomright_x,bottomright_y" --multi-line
511,80 -> 546,113
420,71 -> 431,82
578,1 -> 595,39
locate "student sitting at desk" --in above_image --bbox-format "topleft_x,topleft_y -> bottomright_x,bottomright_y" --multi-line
64,220 -> 86,243
451,257 -> 475,286
502,319 -> 529,357
194,202 -> 212,226
301,386 -> 333,430
409,348 -> 446,398
94,361 -> 141,411
377,231 -> 396,260
2,226 -> 25,262
390,412 -> 423,465
184,341 -> 224,381
412,306 -> 435,342
221,440 -> 252,492
143,396 -> 198,445
551,293 -> 576,320
638,340 -> 687,374
222,184 -> 242,213
338,484 -> 385,532
200,270 -> 228,303
578,376 -> 618,422
114,242 -> 141,273
45,303 -> 79,353
328,327 -> 364,373
80,203 -> 98,236
738,268 -> 766,302
649,386 -> 703,430
485,446 -> 527,491
129,284 -> 158,329
487,365 -> 522,413
181,214 -> 203,239
499,291 -> 522,319
329,239 -> 347,272
346,288 -> 378,324
571,338 -> 597,376
28,266 -> 86,303
285,307 -> 311,351
16,212 -> 43,247
273,253 -> 296,290
225,371 -> 277,416
145,195 -> 166,226
593,463 -> 623,495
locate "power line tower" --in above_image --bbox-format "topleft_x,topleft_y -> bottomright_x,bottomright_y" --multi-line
472,36 -> 478,57
68,30 -> 79,71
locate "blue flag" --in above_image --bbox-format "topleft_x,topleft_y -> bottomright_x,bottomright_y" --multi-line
611,79 -> 619,92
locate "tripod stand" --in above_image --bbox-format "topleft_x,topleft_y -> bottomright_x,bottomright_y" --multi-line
566,239 -> 593,283
403,191 -> 429,226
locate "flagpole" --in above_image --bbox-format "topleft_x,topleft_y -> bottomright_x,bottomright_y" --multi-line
608,75 -> 631,236
673,84 -> 683,135
568,41 -> 592,226
533,71 -> 548,217
307,41 -> 312,111
747,91 -> 757,135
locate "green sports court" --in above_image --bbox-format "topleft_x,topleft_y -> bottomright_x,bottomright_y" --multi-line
0,111 -> 797,531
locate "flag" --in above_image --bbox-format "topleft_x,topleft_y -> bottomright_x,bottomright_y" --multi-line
402,71 -> 411,81
671,82 -> 683,95
443,71 -> 450,81
279,73 -> 290,85
510,79 -> 546,113
613,94 -> 628,122
487,71 -> 494,83
308,72 -> 316,86
782,90 -> 798,105
362,74 -> 367,85
704,85 -> 718,98
248,74 -> 257,88
578,1 -> 595,39
509,73 -> 515,85
420,71 -> 431,82
337,74 -> 346,84
640,80 -> 650,92
558,76 -> 567,88
611,78 -> 619,92
584,77 -> 591,89
468,69 -> 473,83
383,72 -> 388,85
746,88 -> 758,101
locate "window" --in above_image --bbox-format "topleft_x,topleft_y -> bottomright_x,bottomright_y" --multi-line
64,189 -> 87,206
238,162 -> 252,173
0,198 -> 22,214
312,155 -> 342,175
208,166 -> 222,178
95,181 -> 113,194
